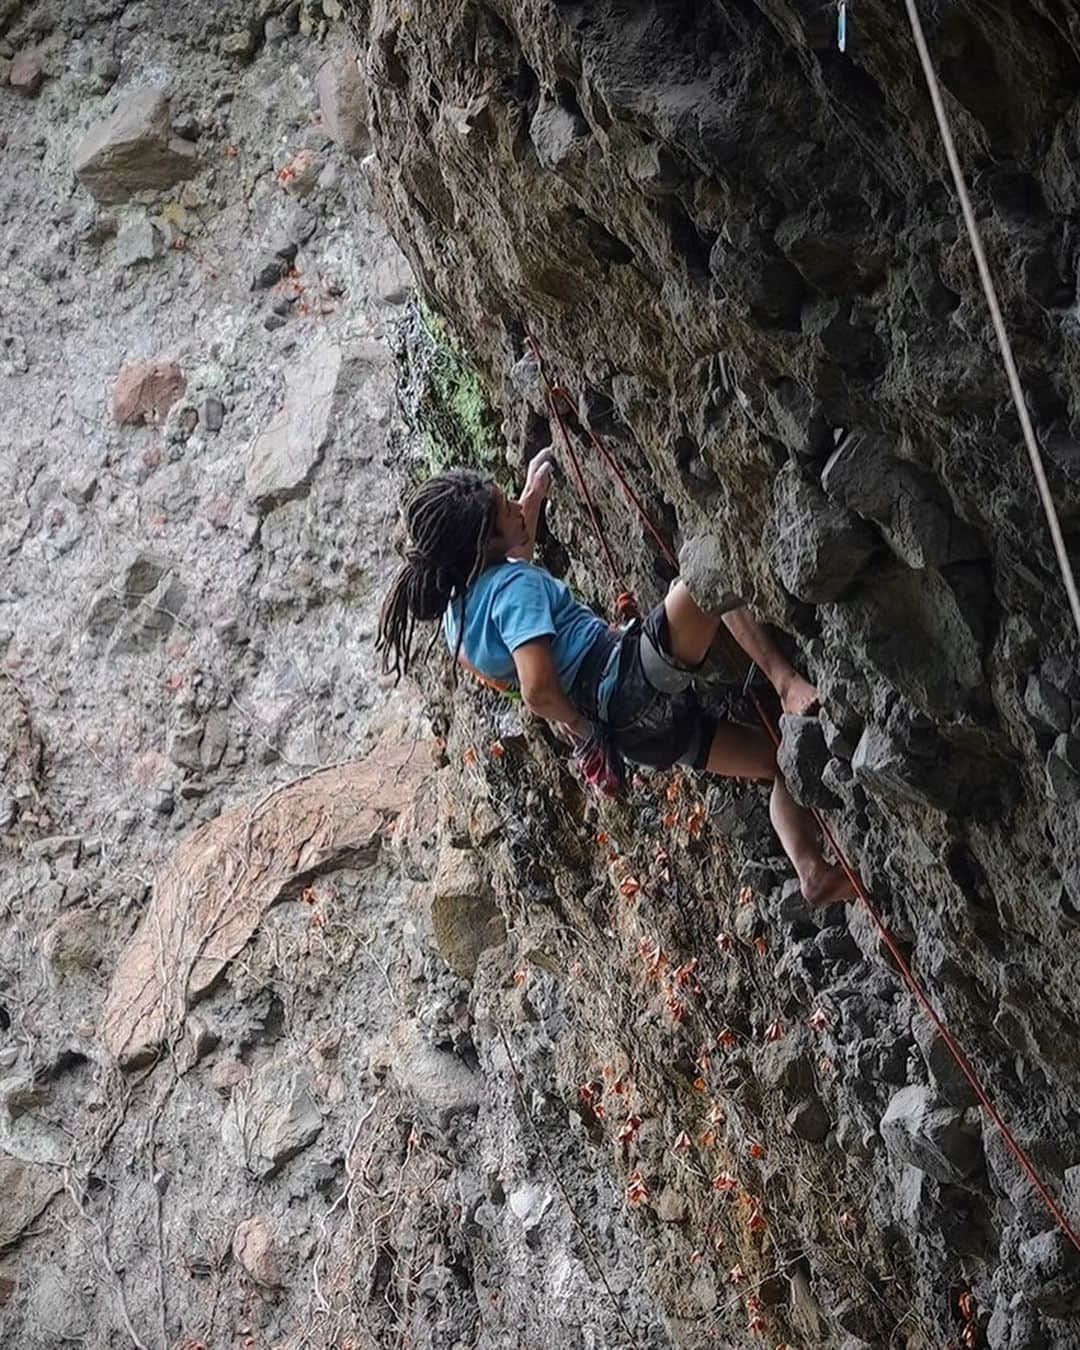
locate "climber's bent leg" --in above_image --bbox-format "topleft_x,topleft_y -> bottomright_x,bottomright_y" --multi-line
769,776 -> 854,905
662,582 -> 817,716
661,579 -> 727,667
702,721 -> 776,780
703,723 -> 852,906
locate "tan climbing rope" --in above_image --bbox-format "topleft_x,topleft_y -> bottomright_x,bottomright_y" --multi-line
905,0 -> 1080,644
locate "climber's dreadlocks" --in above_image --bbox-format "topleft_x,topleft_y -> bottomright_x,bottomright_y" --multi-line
377,469 -> 496,681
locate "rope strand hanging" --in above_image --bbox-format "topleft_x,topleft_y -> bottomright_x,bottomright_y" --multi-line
904,0 -> 1080,646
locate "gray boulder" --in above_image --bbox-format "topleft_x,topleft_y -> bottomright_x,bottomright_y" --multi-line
529,95 -> 590,171
777,713 -> 837,808
199,396 -> 226,433
86,551 -> 187,652
821,430 -> 897,521
1018,1230 -> 1080,1316
246,339 -> 344,510
112,566 -> 187,653
787,1095 -> 829,1142
678,533 -> 745,615
221,1060 -> 323,1179
74,89 -> 198,204
115,214 -> 163,267
821,705 -> 861,759
376,1020 -> 481,1131
1046,734 -> 1080,805
430,846 -> 505,980
825,566 -> 985,718
246,338 -> 388,511
764,377 -> 830,460
770,461 -> 876,602
912,1014 -> 976,1108
1024,674 -> 1070,735
757,1032 -> 813,1094
822,430 -> 984,569
1019,1229 -> 1078,1280
0,1155 -> 62,1249
987,1296 -> 1048,1350
851,723 -> 956,812
879,1084 -> 981,1183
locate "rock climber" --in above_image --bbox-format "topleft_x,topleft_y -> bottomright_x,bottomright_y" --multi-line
377,451 -> 853,906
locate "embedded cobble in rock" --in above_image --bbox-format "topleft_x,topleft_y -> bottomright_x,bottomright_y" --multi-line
242,337 -> 384,510
232,1215 -> 283,1287
73,88 -> 198,204
221,1059 -> 324,1179
112,360 -> 186,425
315,50 -> 369,156
776,713 -> 835,809
0,1158 -> 62,1250
678,532 -> 746,615
115,215 -> 164,267
10,50 -> 44,96
880,1085 -> 982,1184
770,462 -> 877,603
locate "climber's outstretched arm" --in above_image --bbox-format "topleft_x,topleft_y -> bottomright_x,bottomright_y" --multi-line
512,638 -> 590,741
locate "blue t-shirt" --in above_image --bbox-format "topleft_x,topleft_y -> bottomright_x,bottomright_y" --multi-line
443,560 -> 608,691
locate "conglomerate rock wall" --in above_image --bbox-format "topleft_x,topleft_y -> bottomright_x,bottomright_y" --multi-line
342,1 -> 1080,1347
4,0 -> 1080,1348
1,3 -> 764,1349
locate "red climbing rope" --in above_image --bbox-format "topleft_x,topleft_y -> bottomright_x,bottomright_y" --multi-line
526,331 -> 678,620
532,360 -> 629,599
525,330 -> 1080,1257
752,700 -> 1080,1256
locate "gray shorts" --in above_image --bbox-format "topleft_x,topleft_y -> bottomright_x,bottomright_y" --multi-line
601,603 -> 716,771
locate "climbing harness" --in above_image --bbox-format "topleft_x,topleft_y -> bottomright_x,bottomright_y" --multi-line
904,0 -> 1080,646
524,330 -> 1080,1257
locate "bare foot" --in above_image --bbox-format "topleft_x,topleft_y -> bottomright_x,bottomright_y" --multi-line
781,673 -> 820,717
801,863 -> 856,907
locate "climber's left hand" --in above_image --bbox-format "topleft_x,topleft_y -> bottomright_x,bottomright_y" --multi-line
522,447 -> 556,501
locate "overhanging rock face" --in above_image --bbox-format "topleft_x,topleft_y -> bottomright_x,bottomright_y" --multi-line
349,1 -> 1080,1344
